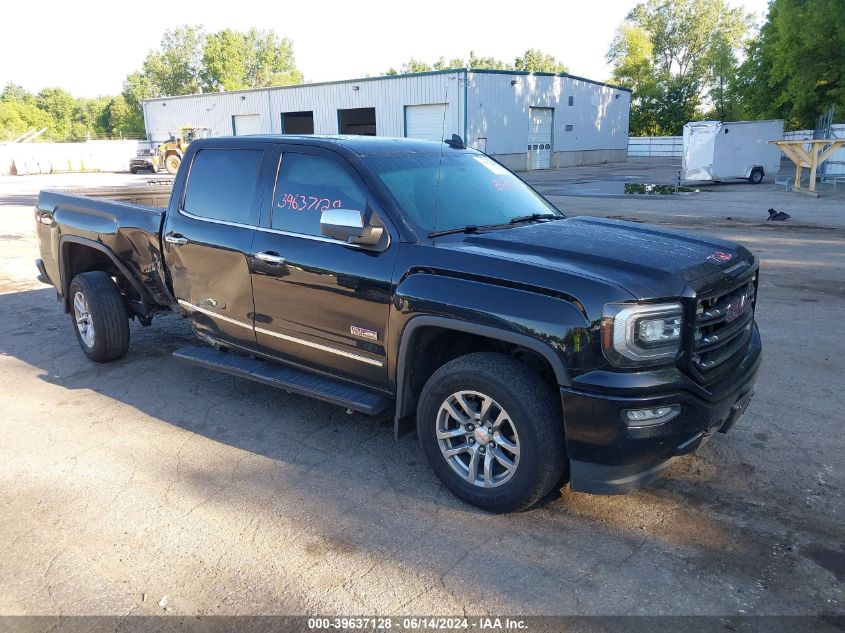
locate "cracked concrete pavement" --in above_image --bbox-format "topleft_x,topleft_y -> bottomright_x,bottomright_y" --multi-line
0,166 -> 842,619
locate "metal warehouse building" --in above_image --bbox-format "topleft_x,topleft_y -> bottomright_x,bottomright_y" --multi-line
142,69 -> 631,171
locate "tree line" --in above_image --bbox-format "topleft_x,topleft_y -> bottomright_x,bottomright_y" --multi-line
608,0 -> 844,135
2,2 -> 842,142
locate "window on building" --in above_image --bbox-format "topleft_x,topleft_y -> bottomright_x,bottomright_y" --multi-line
281,111 -> 314,134
272,152 -> 368,237
565,124 -> 574,132
568,96 -> 574,106
338,107 -> 376,135
183,149 -> 264,225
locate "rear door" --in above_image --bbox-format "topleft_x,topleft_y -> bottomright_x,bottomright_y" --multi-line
528,107 -> 553,170
248,145 -> 397,388
163,141 -> 273,349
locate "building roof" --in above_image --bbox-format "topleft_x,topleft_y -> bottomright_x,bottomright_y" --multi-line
142,68 -> 631,104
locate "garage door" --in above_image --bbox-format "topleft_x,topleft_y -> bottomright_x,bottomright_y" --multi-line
232,114 -> 262,136
405,104 -> 448,141
528,107 -> 553,170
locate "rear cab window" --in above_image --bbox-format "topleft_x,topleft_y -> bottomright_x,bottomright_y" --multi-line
183,148 -> 264,225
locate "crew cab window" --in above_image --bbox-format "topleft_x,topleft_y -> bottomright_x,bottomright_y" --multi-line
272,152 -> 366,236
183,149 -> 263,225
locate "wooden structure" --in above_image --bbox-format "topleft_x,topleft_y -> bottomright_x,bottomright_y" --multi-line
770,138 -> 845,195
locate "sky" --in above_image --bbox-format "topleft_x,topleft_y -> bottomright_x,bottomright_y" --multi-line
0,0 -> 770,98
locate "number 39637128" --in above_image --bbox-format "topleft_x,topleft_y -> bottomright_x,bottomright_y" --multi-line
278,193 -> 343,212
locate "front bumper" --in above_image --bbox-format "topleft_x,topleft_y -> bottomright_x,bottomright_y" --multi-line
563,322 -> 762,494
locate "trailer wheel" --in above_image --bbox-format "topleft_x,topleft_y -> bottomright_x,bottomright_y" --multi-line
749,168 -> 764,184
68,271 -> 130,363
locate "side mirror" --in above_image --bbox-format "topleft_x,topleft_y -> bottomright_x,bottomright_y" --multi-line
320,208 -> 384,246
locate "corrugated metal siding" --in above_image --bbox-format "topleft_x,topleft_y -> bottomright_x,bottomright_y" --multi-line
142,72 -> 632,166
143,74 -> 465,142
465,73 -> 630,155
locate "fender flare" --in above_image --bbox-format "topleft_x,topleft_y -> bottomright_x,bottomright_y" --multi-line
393,315 -> 569,434
59,235 -> 156,313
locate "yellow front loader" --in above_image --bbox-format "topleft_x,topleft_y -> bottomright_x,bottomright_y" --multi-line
158,126 -> 210,174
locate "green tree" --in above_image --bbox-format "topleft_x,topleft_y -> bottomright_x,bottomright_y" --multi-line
123,25 -> 206,110
514,49 -> 567,73
103,95 -> 145,136
384,49 -> 566,75
608,0 -> 751,135
734,0 -> 844,129
1,83 -> 35,104
35,87 -> 76,139
0,100 -> 51,140
203,28 -> 303,91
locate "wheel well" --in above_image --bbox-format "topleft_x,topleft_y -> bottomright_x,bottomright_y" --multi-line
398,326 -> 559,418
61,243 -> 139,312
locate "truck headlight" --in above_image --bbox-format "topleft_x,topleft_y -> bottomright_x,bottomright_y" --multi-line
601,303 -> 683,366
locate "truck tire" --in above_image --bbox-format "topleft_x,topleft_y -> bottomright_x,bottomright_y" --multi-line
130,166 -> 138,174
165,154 -> 181,175
749,167 -> 764,184
68,271 -> 130,363
416,352 -> 567,513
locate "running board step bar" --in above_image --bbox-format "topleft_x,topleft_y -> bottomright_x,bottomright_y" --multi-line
173,346 -> 391,416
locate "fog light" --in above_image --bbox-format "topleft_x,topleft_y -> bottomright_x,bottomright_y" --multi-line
624,405 -> 681,427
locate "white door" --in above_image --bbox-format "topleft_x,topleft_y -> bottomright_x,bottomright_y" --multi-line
405,104 -> 448,141
528,107 -> 553,170
232,114 -> 262,136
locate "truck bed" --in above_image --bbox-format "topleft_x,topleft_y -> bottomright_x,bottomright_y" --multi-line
36,187 -> 173,311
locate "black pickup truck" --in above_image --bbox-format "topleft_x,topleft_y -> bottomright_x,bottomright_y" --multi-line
35,135 -> 761,512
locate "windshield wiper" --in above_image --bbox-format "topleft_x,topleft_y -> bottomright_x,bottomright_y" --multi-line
428,225 -> 482,238
428,213 -> 564,238
508,213 -> 564,224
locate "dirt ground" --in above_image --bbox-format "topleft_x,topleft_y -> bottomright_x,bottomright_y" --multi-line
0,162 -> 842,624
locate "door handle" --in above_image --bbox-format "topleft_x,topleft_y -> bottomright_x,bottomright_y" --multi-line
254,251 -> 286,265
165,234 -> 188,246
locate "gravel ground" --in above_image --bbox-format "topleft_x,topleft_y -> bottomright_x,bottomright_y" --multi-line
0,165 -> 842,625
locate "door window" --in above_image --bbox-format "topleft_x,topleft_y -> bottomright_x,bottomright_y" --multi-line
183,149 -> 263,225
272,152 -> 367,236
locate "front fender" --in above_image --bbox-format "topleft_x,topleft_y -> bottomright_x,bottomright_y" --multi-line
389,273 -> 593,422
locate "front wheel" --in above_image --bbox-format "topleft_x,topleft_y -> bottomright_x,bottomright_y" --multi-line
417,352 -> 567,513
165,154 -> 181,174
68,271 -> 130,363
749,168 -> 764,184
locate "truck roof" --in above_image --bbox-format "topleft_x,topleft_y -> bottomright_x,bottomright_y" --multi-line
191,135 -> 467,156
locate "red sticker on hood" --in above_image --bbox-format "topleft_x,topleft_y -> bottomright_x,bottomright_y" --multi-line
707,251 -> 733,263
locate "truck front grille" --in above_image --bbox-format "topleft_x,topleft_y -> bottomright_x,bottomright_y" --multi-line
689,275 -> 757,382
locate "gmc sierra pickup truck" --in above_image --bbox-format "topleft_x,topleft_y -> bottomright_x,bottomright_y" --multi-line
35,135 -> 761,512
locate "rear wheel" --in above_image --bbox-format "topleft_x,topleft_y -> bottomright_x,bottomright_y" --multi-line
416,352 -> 567,513
165,154 -> 181,174
68,271 -> 130,363
129,166 -> 138,174
749,168 -> 764,184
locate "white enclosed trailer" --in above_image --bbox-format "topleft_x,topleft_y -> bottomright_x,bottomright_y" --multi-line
682,120 -> 784,184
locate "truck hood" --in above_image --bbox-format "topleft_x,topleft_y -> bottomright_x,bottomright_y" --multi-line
445,216 -> 754,299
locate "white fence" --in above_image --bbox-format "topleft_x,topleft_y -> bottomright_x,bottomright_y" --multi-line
0,140 -> 142,176
627,136 -> 683,157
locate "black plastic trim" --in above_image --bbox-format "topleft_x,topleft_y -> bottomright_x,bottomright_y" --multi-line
58,235 -> 157,314
393,315 -> 569,435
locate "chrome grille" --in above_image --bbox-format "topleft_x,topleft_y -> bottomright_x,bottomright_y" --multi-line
690,276 -> 757,380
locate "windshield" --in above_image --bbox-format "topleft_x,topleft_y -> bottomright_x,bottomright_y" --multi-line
363,151 -> 560,232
